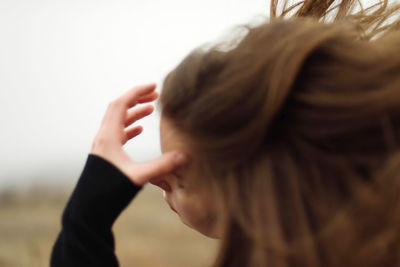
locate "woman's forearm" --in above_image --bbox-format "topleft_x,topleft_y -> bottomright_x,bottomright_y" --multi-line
50,154 -> 142,267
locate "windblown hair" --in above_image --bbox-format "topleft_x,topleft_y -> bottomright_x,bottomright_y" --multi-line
159,0 -> 400,266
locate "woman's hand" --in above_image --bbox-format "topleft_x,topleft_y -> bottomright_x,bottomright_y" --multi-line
90,83 -> 187,186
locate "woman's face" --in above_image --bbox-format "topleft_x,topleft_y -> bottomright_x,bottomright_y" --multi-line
150,115 -> 219,238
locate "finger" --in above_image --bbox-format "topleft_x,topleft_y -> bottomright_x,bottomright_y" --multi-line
118,83 -> 157,108
127,152 -> 188,185
125,105 -> 154,127
137,91 -> 158,104
124,125 -> 143,144
102,84 -> 156,128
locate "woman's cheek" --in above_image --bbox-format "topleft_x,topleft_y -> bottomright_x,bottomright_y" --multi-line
168,189 -> 220,237
176,194 -> 215,234
173,191 -> 194,218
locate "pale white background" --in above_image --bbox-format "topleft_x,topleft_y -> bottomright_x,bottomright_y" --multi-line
0,0 -> 378,189
0,0 -> 268,189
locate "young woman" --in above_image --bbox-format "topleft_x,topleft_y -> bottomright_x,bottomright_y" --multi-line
51,0 -> 400,266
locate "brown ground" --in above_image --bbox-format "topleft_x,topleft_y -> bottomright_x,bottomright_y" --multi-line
0,186 -> 218,267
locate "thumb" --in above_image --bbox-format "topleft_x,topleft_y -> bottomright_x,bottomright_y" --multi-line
126,151 -> 188,185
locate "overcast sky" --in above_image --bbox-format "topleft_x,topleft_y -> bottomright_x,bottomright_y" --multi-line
0,0 -> 269,188
1,0 -> 380,189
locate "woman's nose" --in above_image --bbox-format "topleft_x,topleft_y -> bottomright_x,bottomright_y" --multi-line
150,177 -> 172,192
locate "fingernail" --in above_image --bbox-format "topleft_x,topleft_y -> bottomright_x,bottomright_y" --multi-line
174,153 -> 187,165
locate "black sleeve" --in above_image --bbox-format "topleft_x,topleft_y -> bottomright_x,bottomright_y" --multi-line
50,154 -> 142,267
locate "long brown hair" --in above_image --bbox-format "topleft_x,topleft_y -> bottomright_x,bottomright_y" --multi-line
159,0 -> 400,266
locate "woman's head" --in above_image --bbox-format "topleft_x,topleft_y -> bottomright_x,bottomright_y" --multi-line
154,0 -> 400,265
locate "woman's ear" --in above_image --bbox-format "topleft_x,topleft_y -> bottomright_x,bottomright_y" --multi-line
149,176 -> 172,192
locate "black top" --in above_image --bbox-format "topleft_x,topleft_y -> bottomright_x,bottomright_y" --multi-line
50,154 -> 142,267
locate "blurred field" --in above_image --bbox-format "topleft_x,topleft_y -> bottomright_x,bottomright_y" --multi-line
0,185 -> 219,267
